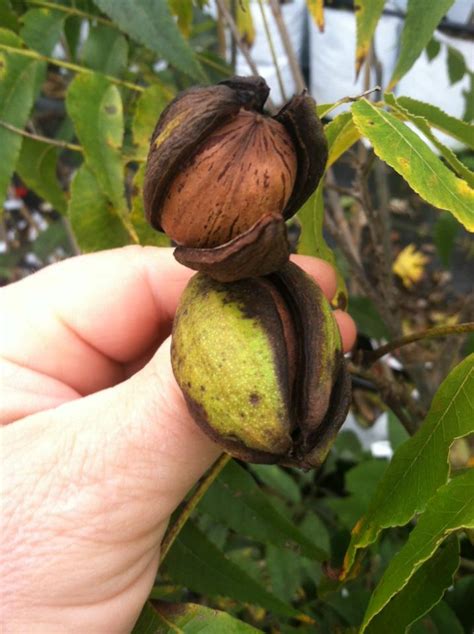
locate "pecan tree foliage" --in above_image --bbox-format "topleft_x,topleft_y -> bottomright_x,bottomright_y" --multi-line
0,1 -> 473,632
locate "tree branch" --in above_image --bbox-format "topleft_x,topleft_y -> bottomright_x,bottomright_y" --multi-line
0,120 -> 82,152
159,453 -> 230,563
362,322 -> 474,366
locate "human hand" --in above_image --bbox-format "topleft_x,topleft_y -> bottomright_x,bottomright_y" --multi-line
1,246 -> 356,633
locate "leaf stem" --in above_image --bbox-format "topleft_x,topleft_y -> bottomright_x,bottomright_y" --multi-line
0,119 -> 83,152
256,0 -> 287,101
0,43 -> 144,93
363,322 -> 474,365
159,453 -> 231,563
321,86 -> 382,118
25,0 -> 112,25
267,0 -> 306,93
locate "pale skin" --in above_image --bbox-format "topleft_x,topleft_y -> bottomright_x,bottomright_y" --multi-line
0,246 -> 356,633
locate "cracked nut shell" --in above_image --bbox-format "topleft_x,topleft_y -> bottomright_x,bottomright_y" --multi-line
143,76 -> 328,282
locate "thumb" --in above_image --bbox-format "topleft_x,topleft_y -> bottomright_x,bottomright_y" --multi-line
2,339 -> 221,630
5,337 -> 221,540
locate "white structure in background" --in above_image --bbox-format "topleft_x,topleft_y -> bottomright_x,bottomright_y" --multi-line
216,0 -> 472,149
234,0 -> 307,103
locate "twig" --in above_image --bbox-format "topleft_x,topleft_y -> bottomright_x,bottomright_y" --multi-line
326,170 -> 362,266
320,86 -> 381,118
0,43 -> 144,93
268,0 -> 306,93
26,0 -> 112,25
195,52 -> 230,76
0,120 -> 82,153
373,158 -> 393,279
216,2 -> 227,60
159,453 -> 231,563
215,0 -> 259,77
349,364 -> 419,436
357,151 -> 397,312
362,322 -> 474,365
257,0 -> 286,101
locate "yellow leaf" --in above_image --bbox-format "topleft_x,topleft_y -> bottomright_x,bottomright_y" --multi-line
307,0 -> 325,32
237,0 -> 255,47
392,244 -> 429,288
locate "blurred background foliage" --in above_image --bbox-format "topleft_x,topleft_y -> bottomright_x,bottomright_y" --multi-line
0,1 -> 473,632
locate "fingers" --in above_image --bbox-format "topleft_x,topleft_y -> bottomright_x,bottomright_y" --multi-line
291,255 -> 356,353
333,309 -> 357,353
1,338 -> 219,630
1,246 -> 193,396
291,254 -> 337,300
0,246 -> 356,412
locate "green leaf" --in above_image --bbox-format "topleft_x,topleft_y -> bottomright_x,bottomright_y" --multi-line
63,14 -> 82,61
447,46 -> 466,86
82,25 -> 128,76
133,600 -> 262,633
16,137 -> 66,214
326,459 -> 387,530
161,519 -> 302,619
434,211 -> 459,267
426,38 -> 441,62
297,185 -> 348,310
0,29 -> 43,205
249,464 -> 301,504
66,72 -> 126,214
19,8 -> 65,55
132,83 -> 171,159
33,221 -> 72,260
387,411 -> 409,452
325,111 -> 360,168
199,460 -> 327,561
168,0 -> 194,39
384,92 -> 474,187
68,164 -> 132,252
342,354 -> 474,577
396,96 -> 474,149
91,0 -> 205,80
348,296 -> 390,339
130,164 -> 170,246
324,581 -> 370,627
364,537 -> 460,633
351,99 -> 474,231
354,0 -> 385,77
316,102 -> 334,118
428,600 -> 464,634
463,73 -> 474,122
0,0 -> 19,32
388,0 -> 455,89
266,544 -> 303,602
445,575 -> 474,632
299,511 -> 331,557
363,466 -> 473,632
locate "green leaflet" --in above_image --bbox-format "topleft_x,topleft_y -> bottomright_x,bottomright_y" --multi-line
352,99 -> 474,231
342,354 -> 474,577
91,0 -> 205,81
362,468 -> 473,631
66,72 -> 127,217
388,0 -> 455,89
0,29 -> 44,205
354,0 -> 385,76
68,164 -> 132,252
133,600 -> 262,633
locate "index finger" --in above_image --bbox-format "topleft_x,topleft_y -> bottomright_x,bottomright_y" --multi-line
0,246 -> 348,397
